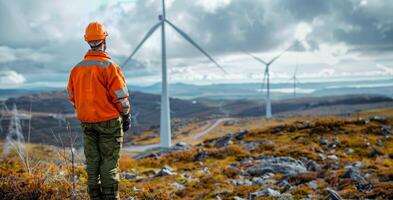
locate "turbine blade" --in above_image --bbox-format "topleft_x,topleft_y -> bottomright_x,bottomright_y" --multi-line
121,21 -> 163,68
268,40 -> 300,65
244,51 -> 268,65
165,19 -> 227,73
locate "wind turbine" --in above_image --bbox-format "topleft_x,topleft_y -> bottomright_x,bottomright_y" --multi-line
289,61 -> 299,98
246,40 -> 300,119
122,0 -> 226,147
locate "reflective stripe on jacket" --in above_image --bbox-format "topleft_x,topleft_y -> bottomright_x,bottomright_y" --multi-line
67,50 -> 130,123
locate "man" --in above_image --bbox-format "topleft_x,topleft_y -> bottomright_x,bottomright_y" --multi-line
67,22 -> 131,200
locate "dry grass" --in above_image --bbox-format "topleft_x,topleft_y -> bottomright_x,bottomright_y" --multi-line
1,107 -> 393,199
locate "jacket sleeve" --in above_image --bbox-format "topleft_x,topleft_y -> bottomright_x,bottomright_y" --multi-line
106,62 -> 131,115
66,70 -> 76,108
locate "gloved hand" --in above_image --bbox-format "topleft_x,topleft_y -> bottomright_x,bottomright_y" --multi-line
122,113 -> 131,132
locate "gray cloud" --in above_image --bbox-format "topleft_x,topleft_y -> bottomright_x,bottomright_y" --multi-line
1,0 -> 393,86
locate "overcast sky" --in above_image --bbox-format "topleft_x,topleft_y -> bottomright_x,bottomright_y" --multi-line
1,0 -> 393,88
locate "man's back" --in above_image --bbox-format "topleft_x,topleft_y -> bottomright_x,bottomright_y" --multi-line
67,50 -> 129,123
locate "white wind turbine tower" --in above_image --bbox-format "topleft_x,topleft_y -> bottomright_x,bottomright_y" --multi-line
122,0 -> 226,147
246,40 -> 301,119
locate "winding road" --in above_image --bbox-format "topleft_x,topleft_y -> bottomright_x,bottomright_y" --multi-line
124,118 -> 233,152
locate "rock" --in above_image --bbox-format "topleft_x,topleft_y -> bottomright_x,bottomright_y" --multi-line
344,148 -> 354,154
194,150 -> 210,161
376,139 -> 384,147
320,139 -> 329,146
244,179 -> 253,186
132,186 -> 143,192
122,172 -> 137,180
240,157 -> 254,165
325,188 -> 343,200
318,153 -> 327,160
277,193 -> 294,200
327,155 -> 339,161
342,166 -> 371,191
322,162 -> 337,170
133,144 -> 190,160
214,134 -> 234,148
170,182 -> 185,190
234,130 -> 248,140
251,177 -> 264,186
249,188 -> 281,199
156,166 -> 174,177
246,156 -> 307,176
306,160 -> 321,171
369,116 -> 386,123
233,197 -> 246,200
270,127 -> 282,134
240,141 -> 260,151
125,197 -> 135,200
277,180 -> 291,191
369,148 -> 383,158
329,137 -> 340,148
307,180 -> 318,190
381,125 -> 393,135
262,172 -> 274,179
175,142 -> 188,147
296,121 -> 311,130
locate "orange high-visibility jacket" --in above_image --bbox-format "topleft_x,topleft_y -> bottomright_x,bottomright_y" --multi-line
67,50 -> 130,123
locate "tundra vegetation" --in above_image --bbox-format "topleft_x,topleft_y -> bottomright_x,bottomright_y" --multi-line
0,108 -> 392,199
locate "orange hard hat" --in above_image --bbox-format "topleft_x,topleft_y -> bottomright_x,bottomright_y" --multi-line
84,22 -> 108,42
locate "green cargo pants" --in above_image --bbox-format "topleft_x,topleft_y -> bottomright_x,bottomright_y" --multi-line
81,117 -> 123,200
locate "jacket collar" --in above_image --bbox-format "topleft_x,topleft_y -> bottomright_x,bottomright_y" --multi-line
84,50 -> 111,60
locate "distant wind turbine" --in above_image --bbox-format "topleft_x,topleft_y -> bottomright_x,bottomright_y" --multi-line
246,40 -> 301,119
289,60 -> 300,98
122,0 -> 226,147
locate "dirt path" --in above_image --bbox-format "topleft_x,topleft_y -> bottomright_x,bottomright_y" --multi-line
124,118 -> 233,152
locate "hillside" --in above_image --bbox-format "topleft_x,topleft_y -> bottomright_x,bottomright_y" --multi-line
0,109 -> 392,199
1,91 -> 392,147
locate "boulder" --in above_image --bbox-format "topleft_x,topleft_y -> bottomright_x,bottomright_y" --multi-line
246,156 -> 307,176
194,150 -> 210,161
306,160 -> 321,171
343,166 -> 371,191
369,148 -> 383,158
170,182 -> 185,190
320,139 -> 329,146
122,172 -> 137,180
277,193 -> 294,200
327,155 -> 339,161
133,143 -> 191,160
329,137 -> 340,148
270,127 -> 282,134
214,134 -> 234,148
277,180 -> 291,191
240,141 -> 260,151
381,125 -> 393,135
249,188 -> 281,199
307,180 -> 318,190
156,166 -> 174,177
234,130 -> 248,140
325,188 -> 343,200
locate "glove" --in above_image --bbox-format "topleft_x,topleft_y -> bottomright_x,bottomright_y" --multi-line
122,113 -> 131,132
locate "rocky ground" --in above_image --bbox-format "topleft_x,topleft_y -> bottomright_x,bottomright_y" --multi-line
119,115 -> 392,199
0,110 -> 392,199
